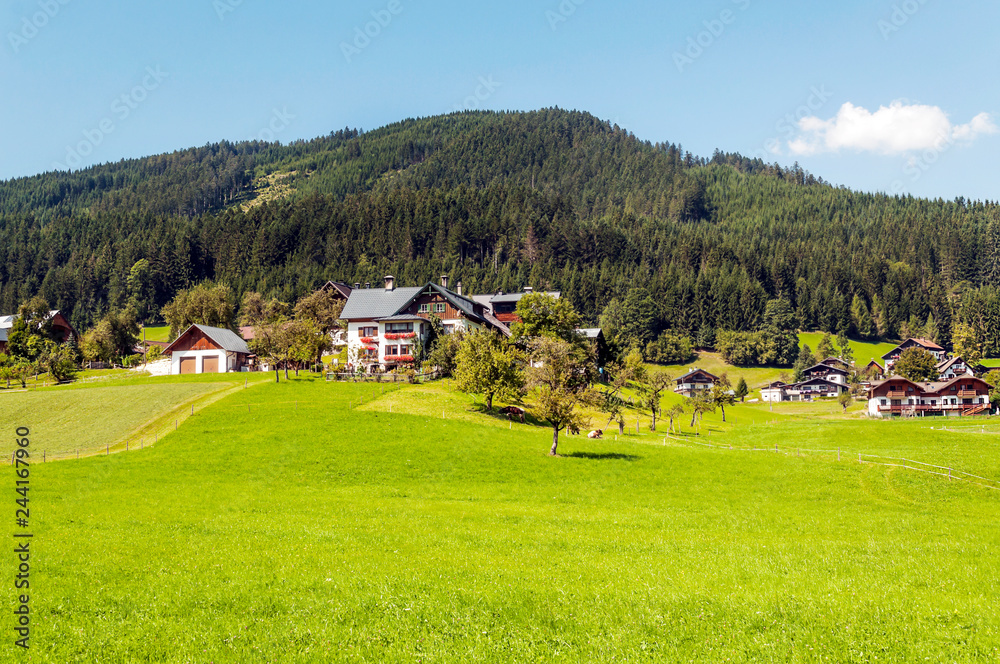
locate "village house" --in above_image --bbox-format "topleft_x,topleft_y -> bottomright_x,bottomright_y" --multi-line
802,361 -> 850,385
470,287 -> 562,325
760,377 -> 848,402
866,375 -> 991,417
340,276 -> 510,373
881,338 -> 947,371
164,324 -> 252,374
935,356 -> 975,381
0,310 -> 77,354
674,368 -> 719,397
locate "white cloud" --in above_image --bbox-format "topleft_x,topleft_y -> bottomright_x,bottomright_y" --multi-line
788,101 -> 998,156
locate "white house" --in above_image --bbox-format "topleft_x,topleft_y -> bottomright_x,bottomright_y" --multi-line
340,276 -> 510,372
163,324 -> 251,374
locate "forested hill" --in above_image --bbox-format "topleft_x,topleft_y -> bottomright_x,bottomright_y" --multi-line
1,109 -> 999,355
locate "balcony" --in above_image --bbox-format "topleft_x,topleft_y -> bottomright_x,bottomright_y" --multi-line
886,391 -> 907,399
958,390 -> 979,398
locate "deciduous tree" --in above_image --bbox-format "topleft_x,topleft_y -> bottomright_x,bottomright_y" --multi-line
454,329 -> 525,411
527,336 -> 597,456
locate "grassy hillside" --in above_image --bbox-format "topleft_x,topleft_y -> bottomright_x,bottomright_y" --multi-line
17,378 -> 1000,661
0,372 -> 272,458
140,325 -> 172,343
797,332 -> 898,368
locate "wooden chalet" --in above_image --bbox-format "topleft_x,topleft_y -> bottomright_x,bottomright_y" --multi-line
320,281 -> 354,300
935,356 -> 974,381
164,324 -> 251,374
340,276 -> 510,372
761,377 -> 847,402
882,338 -> 946,370
0,310 -> 77,354
866,375 -> 991,418
674,368 -> 719,397
863,360 -> 885,381
802,362 -> 849,385
472,287 -> 562,325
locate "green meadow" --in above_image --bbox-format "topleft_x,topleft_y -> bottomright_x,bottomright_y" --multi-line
5,374 -> 999,662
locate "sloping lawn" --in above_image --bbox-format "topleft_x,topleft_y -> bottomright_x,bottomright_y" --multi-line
18,379 -> 1000,662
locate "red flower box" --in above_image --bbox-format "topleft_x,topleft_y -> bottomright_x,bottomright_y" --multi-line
384,355 -> 415,363
360,337 -> 377,344
384,332 -> 416,340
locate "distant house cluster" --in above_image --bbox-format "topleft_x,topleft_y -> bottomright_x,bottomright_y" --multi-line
761,358 -> 850,403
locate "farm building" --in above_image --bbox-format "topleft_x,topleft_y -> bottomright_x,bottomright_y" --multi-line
674,368 -> 719,397
866,375 -> 991,417
0,310 -> 77,353
164,324 -> 251,374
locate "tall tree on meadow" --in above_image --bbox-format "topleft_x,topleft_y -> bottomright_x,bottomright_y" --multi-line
527,336 -> 597,456
665,403 -> 686,434
639,371 -> 672,432
454,329 -> 525,411
710,374 -> 735,423
688,392 -> 715,428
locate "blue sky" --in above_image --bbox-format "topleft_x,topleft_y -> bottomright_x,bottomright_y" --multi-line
2,0 -> 998,201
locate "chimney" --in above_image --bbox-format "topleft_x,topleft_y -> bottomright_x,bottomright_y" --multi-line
523,286 -> 533,294
364,282 -> 371,289
384,275 -> 395,292
456,281 -> 463,296
354,283 -> 361,289
440,275 -> 449,289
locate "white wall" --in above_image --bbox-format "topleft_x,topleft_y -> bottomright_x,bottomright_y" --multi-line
170,349 -> 230,374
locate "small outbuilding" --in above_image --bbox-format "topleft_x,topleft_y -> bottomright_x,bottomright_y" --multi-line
164,324 -> 251,375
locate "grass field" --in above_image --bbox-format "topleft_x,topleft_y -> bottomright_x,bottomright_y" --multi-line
140,325 -> 172,343
11,376 -> 1000,662
797,332 -> 897,368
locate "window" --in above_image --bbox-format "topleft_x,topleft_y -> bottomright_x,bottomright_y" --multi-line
435,303 -> 446,313
385,322 -> 414,333
360,326 -> 378,338
418,304 -> 430,313
385,345 -> 398,356
400,345 -> 412,356
444,324 -> 455,333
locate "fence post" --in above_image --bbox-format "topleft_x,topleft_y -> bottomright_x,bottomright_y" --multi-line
859,452 -> 862,463
838,448 -> 841,462
106,445 -> 109,456
76,449 -> 79,460
191,405 -> 194,416
42,450 -> 45,463
126,441 -> 129,452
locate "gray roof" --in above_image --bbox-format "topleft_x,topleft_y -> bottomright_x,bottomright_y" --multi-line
577,328 -> 603,339
0,328 -> 7,343
0,315 -> 14,329
198,325 -> 251,354
340,287 -> 423,320
482,312 -> 512,337
376,314 -> 431,322
470,295 -> 494,312
489,291 -> 561,304
166,324 -> 250,355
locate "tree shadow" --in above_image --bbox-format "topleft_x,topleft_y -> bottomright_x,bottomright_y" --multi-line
563,452 -> 641,461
